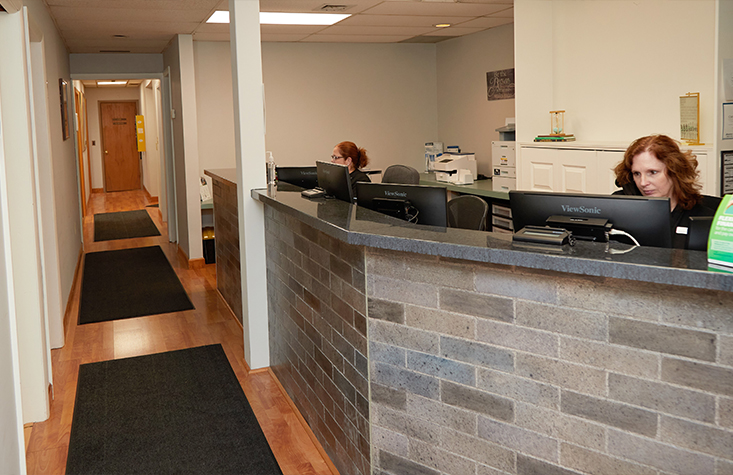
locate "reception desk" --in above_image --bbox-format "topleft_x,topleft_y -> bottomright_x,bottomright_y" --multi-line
254,187 -> 733,475
204,168 -> 242,324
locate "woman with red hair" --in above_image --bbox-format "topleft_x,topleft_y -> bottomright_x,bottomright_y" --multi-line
331,141 -> 371,192
614,134 -> 715,248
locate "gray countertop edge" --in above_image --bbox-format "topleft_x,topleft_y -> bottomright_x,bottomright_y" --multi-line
252,189 -> 733,293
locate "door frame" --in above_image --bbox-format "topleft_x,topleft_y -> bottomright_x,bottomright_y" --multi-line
98,99 -> 141,193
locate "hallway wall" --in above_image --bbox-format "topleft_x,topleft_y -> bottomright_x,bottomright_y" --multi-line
25,0 -> 81,349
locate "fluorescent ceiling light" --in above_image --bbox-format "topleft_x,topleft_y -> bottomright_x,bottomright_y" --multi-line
98,80 -> 127,86
207,10 -> 229,23
206,10 -> 350,25
260,12 -> 350,25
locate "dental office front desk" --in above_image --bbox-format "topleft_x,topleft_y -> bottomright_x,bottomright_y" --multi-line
253,187 -> 733,475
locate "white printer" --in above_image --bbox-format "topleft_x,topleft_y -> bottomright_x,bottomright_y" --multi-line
433,153 -> 477,184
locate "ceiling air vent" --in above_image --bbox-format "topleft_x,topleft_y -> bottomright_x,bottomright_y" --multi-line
317,4 -> 352,12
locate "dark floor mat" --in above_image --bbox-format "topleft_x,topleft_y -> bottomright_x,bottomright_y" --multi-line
65,345 -> 283,475
94,209 -> 161,241
78,245 -> 194,324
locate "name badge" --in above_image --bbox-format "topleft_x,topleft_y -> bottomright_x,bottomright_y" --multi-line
676,226 -> 688,235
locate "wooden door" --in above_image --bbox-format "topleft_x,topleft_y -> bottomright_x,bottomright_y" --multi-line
101,102 -> 140,192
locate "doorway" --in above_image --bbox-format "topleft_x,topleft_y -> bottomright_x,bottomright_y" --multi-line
100,101 -> 140,192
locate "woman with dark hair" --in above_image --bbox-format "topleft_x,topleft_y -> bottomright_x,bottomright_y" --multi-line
331,141 -> 371,192
614,134 -> 715,248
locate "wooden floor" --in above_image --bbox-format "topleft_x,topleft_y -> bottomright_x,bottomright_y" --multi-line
24,190 -> 337,475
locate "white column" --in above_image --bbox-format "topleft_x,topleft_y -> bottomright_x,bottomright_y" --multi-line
0,8 -> 49,423
229,0 -> 269,369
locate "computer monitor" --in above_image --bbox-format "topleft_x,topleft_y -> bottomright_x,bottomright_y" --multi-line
316,160 -> 354,203
509,190 -> 672,248
276,166 -> 318,189
356,182 -> 448,227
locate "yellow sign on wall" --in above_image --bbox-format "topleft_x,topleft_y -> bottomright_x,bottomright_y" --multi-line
135,115 -> 146,152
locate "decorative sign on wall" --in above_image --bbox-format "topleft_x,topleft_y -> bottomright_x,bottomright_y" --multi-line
486,68 -> 515,101
680,92 -> 702,145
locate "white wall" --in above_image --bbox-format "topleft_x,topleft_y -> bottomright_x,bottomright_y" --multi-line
163,35 -> 203,261
141,80 -> 161,199
437,24 -> 515,175
261,42 -> 438,173
515,0 -> 716,144
84,87 -> 140,189
194,42 -> 236,175
25,0 -> 80,353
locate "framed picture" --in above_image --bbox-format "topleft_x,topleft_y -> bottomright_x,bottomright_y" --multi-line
59,78 -> 69,140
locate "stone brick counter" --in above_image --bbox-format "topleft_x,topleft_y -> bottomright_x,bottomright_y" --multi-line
204,169 -> 242,324
255,188 -> 733,475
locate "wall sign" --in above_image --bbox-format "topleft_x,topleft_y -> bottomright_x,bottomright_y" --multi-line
486,68 -> 515,101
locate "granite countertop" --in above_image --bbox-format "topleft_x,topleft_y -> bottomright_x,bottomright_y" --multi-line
204,168 -> 238,185
252,187 -> 733,293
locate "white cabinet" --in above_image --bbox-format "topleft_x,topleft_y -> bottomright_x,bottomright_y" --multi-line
519,146 -> 597,193
517,143 -> 716,195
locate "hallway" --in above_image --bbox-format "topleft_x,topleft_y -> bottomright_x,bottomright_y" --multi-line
23,190 -> 336,475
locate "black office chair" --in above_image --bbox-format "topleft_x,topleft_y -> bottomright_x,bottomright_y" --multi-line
382,165 -> 420,185
447,195 -> 489,231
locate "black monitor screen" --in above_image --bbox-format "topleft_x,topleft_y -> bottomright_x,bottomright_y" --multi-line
317,161 -> 353,203
356,182 -> 448,227
509,190 -> 672,248
276,166 -> 318,189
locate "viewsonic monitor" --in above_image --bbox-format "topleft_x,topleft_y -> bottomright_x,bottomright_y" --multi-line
316,161 -> 354,203
356,182 -> 448,227
276,166 -> 318,189
509,190 -> 672,248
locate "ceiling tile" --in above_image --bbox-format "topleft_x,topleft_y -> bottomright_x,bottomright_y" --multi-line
365,2 -> 511,17
456,16 -> 512,29
488,6 -> 513,18
319,25 -> 436,36
425,26 -> 485,36
337,14 -> 474,27
302,34 -> 413,43
261,24 -> 328,35
48,5 -> 211,23
258,0 -> 382,14
45,0 -> 221,8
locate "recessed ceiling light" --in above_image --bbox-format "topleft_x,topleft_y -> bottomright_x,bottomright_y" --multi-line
206,10 -> 350,25
98,80 -> 128,86
434,23 -> 451,28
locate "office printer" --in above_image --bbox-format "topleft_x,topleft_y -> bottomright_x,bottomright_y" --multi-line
433,153 -> 477,184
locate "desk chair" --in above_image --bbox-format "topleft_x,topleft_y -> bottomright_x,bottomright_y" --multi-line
382,165 -> 420,184
447,195 -> 489,231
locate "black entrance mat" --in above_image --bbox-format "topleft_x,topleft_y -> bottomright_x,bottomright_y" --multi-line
78,246 -> 194,325
65,345 -> 283,475
94,209 -> 161,242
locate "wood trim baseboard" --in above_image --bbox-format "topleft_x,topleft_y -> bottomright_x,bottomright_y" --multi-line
266,368 -> 340,475
216,289 -> 243,330
91,188 -> 103,193
189,258 -> 205,269
62,247 -> 84,334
